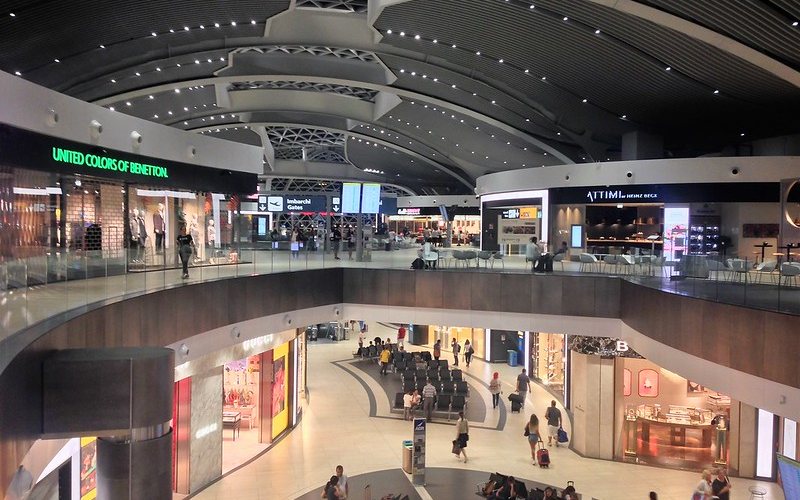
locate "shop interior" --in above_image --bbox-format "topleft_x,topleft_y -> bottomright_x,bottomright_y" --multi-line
222,355 -> 268,473
619,357 -> 731,471
529,332 -> 567,402
426,326 -> 486,360
481,195 -> 547,253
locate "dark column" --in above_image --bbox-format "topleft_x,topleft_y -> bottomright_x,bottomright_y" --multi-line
43,347 -> 174,500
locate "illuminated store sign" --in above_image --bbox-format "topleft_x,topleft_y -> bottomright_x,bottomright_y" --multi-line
585,189 -> 657,203
397,207 -> 421,216
52,147 -> 169,179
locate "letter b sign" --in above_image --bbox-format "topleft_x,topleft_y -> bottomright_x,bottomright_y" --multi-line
616,340 -> 629,352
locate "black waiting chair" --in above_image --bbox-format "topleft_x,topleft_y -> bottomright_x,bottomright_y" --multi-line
416,381 -> 427,394
436,394 -> 452,413
439,370 -> 452,383
402,370 -> 415,383
438,359 -> 448,371
428,359 -> 440,369
450,395 -> 467,419
393,393 -> 405,410
451,369 -> 463,381
455,381 -> 469,397
402,379 -> 416,393
415,369 -> 427,381
421,351 -> 432,361
427,368 -> 440,380
440,381 -> 455,396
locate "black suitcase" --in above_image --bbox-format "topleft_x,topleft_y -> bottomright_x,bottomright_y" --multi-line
508,393 -> 523,412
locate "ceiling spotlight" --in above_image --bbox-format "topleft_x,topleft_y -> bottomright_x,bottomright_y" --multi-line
498,59 -> 504,63
451,44 -> 456,48
231,21 -> 237,26
595,29 -> 601,34
387,29 -> 393,34
214,22 -> 220,27
665,66 -> 671,71
184,26 -> 189,31
110,78 -> 116,83
713,89 -> 720,94
414,34 -> 420,40
432,39 -> 438,43
54,58 -> 60,63
99,44 -> 105,49
399,31 -> 405,36
251,19 -> 256,24
155,67 -> 161,71
151,32 -> 157,36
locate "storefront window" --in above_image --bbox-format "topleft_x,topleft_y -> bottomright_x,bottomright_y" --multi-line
530,332 -> 566,401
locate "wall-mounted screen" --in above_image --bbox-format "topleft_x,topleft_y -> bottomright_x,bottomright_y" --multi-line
570,224 -> 583,248
361,183 -> 381,214
341,183 -> 362,214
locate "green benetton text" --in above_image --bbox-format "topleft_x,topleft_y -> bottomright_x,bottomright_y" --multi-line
52,147 -> 169,179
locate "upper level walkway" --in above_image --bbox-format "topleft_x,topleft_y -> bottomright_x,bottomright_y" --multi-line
3,247 -> 799,349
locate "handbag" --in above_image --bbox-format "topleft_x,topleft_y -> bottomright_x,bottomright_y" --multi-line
452,439 -> 461,455
557,427 -> 569,443
524,425 -> 530,437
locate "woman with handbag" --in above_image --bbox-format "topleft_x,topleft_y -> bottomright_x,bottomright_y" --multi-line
524,414 -> 540,465
454,411 -> 469,463
488,372 -> 502,409
692,470 -> 713,500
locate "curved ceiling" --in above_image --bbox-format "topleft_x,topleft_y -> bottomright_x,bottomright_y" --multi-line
0,0 -> 798,195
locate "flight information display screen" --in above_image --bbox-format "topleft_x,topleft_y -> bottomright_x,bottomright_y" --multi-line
361,183 -> 381,214
341,182 -> 362,214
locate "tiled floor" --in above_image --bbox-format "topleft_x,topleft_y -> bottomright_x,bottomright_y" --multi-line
188,336 -> 785,500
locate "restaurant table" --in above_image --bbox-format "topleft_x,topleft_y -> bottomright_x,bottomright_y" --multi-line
222,411 -> 241,441
778,244 -> 799,261
754,243 -> 773,263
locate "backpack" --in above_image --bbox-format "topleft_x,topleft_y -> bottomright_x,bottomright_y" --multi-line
411,258 -> 426,270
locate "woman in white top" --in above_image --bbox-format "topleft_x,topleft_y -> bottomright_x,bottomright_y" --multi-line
693,469 -> 713,500
454,412 -> 469,463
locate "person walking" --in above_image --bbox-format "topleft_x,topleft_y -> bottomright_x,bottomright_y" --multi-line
322,475 -> 342,500
693,470 -> 713,500
451,338 -> 460,367
379,345 -> 391,376
397,324 -> 406,348
335,465 -> 349,499
711,468 -> 731,500
454,411 -> 469,463
525,414 -> 540,465
331,225 -> 342,260
433,340 -> 441,361
176,225 -> 195,279
422,378 -> 437,422
464,339 -> 474,367
346,227 -> 356,260
489,372 -> 502,409
290,226 -> 300,259
544,400 -> 562,447
516,368 -> 532,406
403,391 -> 413,420
648,493 -> 658,500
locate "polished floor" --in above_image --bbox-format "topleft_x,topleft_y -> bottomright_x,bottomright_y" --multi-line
188,337 -> 784,500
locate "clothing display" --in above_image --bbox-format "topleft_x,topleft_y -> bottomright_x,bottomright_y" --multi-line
153,207 -> 165,252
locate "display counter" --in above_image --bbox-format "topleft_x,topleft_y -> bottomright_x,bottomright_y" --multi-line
222,411 -> 241,441
629,404 -> 715,447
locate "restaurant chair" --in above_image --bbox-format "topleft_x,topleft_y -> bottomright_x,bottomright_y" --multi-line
602,254 -> 618,274
477,251 -> 493,268
552,253 -> 565,271
617,255 -> 634,275
462,250 -> 478,267
491,252 -> 505,269
780,262 -> 800,287
753,260 -> 777,284
727,259 -> 748,283
579,253 -> 600,273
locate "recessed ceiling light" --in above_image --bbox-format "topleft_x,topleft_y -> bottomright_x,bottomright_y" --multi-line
400,69 -> 405,73
125,101 -> 132,106
713,89 -> 720,94
168,111 -> 173,115
411,71 -> 416,76
184,107 -> 189,111
432,39 -> 438,43
793,21 -> 798,27
184,26 -> 189,31
176,63 -> 181,67
135,72 -> 141,76
563,16 -> 568,21
195,59 -> 200,64
476,51 -> 481,55
148,95 -> 154,99
207,58 -> 212,62
582,98 -> 587,103
386,29 -> 393,34
433,78 -> 438,82
400,31 -> 405,36
151,32 -> 157,36
214,22 -> 220,27
9,12 -> 15,17
184,121 -> 188,125
54,58 -> 60,63
525,69 -> 530,73
740,132 -> 745,137
231,21 -> 237,26
529,4 -> 535,8
526,118 -> 531,122
541,76 -> 546,81
621,114 -> 627,119
557,132 -> 561,135
110,78 -> 116,83
109,107 -> 115,111
665,66 -> 671,71
451,44 -> 457,48
414,34 -> 420,40
174,88 -> 181,94
156,67 -> 161,71
451,84 -> 456,88
99,44 -> 105,49
251,20 -> 256,24
200,24 -> 205,29
169,29 -> 175,33
491,100 -> 496,104
595,29 -> 601,34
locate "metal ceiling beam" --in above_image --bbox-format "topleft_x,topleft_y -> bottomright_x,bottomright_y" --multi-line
588,0 -> 800,88
193,121 -> 475,190
93,74 -> 574,164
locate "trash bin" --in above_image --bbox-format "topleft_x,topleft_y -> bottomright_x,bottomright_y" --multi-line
402,440 -> 413,474
507,350 -> 518,367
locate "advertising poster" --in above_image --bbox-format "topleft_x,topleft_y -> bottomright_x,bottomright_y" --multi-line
271,342 -> 289,439
80,437 -> 97,500
663,206 -> 689,261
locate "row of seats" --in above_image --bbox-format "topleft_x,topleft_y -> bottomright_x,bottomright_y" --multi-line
392,393 -> 467,420
401,367 -> 463,383
478,472 -> 580,499
395,357 -> 450,372
403,379 -> 469,398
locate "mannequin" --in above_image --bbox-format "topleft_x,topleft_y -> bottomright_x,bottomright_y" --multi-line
188,214 -> 200,262
207,219 -> 216,251
129,208 -> 141,262
136,210 -> 148,261
153,202 -> 166,252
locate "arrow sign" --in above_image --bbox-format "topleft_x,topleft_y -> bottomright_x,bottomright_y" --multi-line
258,203 -> 267,212
332,205 -> 340,212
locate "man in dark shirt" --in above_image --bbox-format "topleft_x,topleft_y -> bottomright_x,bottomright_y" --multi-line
516,368 -> 531,405
331,226 -> 342,260
544,400 -> 563,447
711,468 -> 731,500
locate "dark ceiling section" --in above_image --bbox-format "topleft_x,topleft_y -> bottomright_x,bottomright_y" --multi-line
641,0 -> 800,70
375,0 -> 800,156
0,0 -> 290,91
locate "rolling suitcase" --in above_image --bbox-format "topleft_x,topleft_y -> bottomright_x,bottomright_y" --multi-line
536,442 -> 550,468
508,393 -> 523,413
